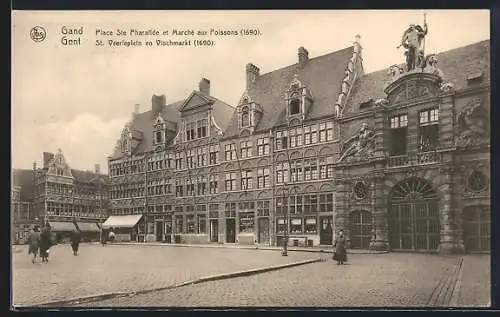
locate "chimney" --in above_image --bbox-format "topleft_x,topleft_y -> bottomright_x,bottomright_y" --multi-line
95,164 -> 100,174
199,78 -> 210,95
245,63 -> 260,90
33,162 -> 37,170
298,47 -> 309,67
134,104 -> 140,116
42,152 -> 54,169
151,94 -> 166,118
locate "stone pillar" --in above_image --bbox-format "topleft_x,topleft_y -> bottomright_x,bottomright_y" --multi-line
370,171 -> 389,251
334,169 -> 350,247
219,206 -> 226,243
439,95 -> 455,149
438,166 -> 464,253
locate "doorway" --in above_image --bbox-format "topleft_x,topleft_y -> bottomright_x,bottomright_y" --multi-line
350,210 -> 373,249
226,218 -> 236,243
258,218 -> 270,244
388,178 -> 440,251
463,205 -> 490,252
320,216 -> 333,245
155,221 -> 164,242
210,219 -> 219,242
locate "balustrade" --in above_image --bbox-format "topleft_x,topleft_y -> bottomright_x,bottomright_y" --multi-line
387,151 -> 441,168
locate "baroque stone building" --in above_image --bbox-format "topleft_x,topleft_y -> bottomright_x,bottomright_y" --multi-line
106,32 -> 490,253
31,149 -> 109,242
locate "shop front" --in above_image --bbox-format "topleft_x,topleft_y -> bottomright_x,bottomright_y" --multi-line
48,221 -> 78,243
75,221 -> 101,242
101,214 -> 144,242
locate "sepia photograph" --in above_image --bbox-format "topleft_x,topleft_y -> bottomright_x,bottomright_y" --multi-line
11,10 -> 491,309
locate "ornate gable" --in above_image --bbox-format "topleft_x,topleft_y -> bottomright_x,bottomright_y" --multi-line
179,91 -> 212,114
47,149 -> 73,178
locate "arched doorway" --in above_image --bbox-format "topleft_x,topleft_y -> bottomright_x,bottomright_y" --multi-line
388,177 -> 440,251
463,205 -> 490,252
349,210 -> 373,249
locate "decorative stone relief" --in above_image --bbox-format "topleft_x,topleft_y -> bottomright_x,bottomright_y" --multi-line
338,123 -> 375,162
455,97 -> 489,147
353,180 -> 369,200
459,163 -> 490,196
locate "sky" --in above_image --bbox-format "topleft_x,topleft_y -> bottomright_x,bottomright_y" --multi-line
11,10 -> 490,174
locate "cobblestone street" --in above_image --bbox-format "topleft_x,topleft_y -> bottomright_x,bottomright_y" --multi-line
12,243 -> 320,307
12,244 -> 489,308
77,252 -> 490,308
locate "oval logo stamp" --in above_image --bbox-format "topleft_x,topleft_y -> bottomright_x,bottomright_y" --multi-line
30,26 -> 47,42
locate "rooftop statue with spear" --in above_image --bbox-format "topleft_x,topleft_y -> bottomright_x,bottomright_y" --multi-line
397,13 -> 428,72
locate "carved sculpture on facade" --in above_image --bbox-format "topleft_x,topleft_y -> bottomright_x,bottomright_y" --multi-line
338,123 -> 375,162
422,54 -> 444,79
334,35 -> 362,118
440,82 -> 454,92
397,22 -> 428,72
374,98 -> 389,107
388,65 -> 403,82
456,97 -> 489,147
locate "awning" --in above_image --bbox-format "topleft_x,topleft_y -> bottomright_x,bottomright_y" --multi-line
76,222 -> 100,232
48,221 -> 77,232
101,214 -> 143,229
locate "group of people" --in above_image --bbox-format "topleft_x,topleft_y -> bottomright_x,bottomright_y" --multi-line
27,226 -> 52,263
27,225 -> 83,263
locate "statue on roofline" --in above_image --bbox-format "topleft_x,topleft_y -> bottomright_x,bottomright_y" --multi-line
397,17 -> 428,72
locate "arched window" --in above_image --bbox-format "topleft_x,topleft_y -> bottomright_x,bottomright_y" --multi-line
388,177 -> 440,251
241,107 -> 250,127
290,99 -> 301,115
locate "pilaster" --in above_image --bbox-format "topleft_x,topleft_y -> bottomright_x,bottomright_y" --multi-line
438,166 -> 464,253
370,170 -> 389,251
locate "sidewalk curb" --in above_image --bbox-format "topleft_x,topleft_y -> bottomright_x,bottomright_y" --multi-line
109,242 -> 388,255
26,258 -> 322,308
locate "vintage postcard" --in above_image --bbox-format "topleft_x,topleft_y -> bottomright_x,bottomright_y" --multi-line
11,10 -> 491,309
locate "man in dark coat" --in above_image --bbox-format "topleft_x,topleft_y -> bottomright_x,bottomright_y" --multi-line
333,229 -> 347,265
70,230 -> 82,256
39,226 -> 52,263
27,226 -> 41,264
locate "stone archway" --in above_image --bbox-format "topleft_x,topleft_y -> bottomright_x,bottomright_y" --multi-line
388,177 -> 440,251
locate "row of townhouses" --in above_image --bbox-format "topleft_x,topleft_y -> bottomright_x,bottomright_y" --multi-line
13,30 -> 489,254
105,32 -> 490,253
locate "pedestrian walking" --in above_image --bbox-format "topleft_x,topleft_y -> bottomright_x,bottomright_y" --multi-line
108,229 -> 115,243
333,229 -> 347,265
39,226 -> 53,263
27,226 -> 41,264
70,229 -> 81,256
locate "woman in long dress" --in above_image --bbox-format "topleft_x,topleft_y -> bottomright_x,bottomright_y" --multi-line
333,229 -> 347,265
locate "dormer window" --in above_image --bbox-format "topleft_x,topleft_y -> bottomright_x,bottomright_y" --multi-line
237,93 -> 262,132
290,99 -> 301,115
285,74 -> 312,122
467,72 -> 483,86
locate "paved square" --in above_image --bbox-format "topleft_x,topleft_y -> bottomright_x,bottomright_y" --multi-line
12,244 -> 489,308
12,243 -> 320,307
84,252 -> 490,308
